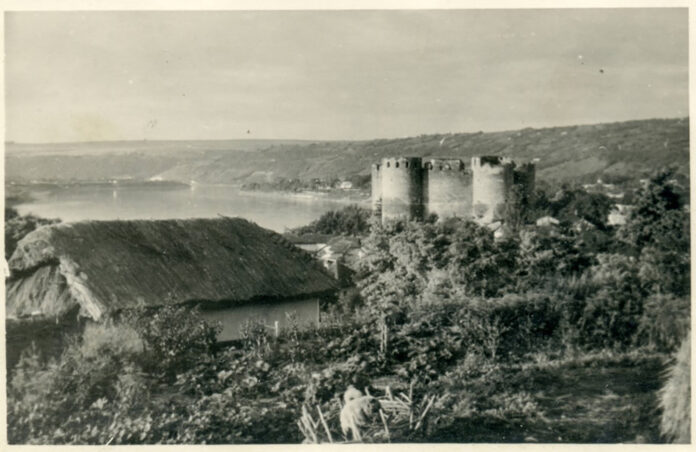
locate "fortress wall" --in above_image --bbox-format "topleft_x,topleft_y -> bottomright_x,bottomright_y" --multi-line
380,157 -> 423,222
370,155 -> 534,226
471,156 -> 514,224
371,163 -> 382,213
424,158 -> 472,220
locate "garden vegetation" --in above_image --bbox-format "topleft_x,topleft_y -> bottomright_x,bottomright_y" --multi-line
6,168 -> 690,444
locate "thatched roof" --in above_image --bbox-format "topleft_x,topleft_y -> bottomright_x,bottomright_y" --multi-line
6,218 -> 338,320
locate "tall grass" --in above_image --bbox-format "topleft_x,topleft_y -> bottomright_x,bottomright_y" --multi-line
659,332 -> 690,443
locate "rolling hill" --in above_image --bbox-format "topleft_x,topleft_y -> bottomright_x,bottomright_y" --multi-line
5,117 -> 689,186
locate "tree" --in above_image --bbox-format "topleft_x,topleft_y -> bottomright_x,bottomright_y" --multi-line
356,217 -> 520,316
545,185 -> 614,230
618,168 -> 689,296
515,224 -> 594,290
293,205 -> 371,236
619,168 -> 687,251
503,184 -> 530,234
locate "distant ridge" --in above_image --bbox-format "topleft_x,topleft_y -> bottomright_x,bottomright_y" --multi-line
5,139 -> 319,155
6,117 -> 689,185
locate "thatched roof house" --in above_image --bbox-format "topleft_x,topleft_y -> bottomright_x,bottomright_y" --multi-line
6,218 -> 338,341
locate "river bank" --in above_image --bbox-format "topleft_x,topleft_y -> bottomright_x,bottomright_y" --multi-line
238,187 -> 370,206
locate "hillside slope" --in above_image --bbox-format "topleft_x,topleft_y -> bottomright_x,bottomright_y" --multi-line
6,118 -> 689,185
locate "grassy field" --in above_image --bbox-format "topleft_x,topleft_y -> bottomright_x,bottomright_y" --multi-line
428,350 -> 666,443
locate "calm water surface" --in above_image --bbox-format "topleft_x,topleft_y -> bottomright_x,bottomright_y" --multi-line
15,184 -> 366,232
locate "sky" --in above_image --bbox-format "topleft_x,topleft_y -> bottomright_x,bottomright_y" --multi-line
4,8 -> 689,143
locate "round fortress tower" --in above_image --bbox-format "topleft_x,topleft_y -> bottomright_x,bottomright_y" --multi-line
471,156 -> 514,224
423,158 -> 472,220
371,163 -> 382,214
380,157 -> 424,223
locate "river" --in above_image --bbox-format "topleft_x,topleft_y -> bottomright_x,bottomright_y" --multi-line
13,182 -> 369,233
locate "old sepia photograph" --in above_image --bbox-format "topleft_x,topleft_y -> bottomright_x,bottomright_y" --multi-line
2,4 -> 691,446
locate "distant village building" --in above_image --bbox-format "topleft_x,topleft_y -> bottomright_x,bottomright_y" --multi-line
535,216 -> 560,227
285,234 -> 360,289
371,155 -> 535,225
608,204 -> 631,226
5,218 -> 338,361
582,178 -> 625,200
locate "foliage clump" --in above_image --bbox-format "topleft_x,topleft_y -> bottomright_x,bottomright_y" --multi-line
293,204 -> 371,236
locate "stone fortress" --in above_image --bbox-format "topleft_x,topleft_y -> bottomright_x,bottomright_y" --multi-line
371,156 -> 535,225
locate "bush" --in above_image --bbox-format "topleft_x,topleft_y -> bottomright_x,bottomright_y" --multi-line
7,345 -> 59,443
177,392 -> 301,444
293,204 -> 371,236
357,218 -> 520,322
638,245 -> 690,297
553,253 -> 645,350
387,294 -> 563,381
619,168 -> 688,251
390,302 -> 468,381
126,305 -> 220,381
8,307 -> 222,444
483,293 -> 561,357
7,322 -> 148,444
515,225 -> 595,289
240,317 -> 274,358
637,294 -> 690,352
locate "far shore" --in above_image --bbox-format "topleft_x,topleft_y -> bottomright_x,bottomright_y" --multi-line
237,186 -> 370,206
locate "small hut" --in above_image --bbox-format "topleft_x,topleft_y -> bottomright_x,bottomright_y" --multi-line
6,218 -> 338,357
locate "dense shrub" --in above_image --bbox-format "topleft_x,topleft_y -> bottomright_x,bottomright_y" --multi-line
619,168 -> 687,251
390,302 -> 468,380
637,294 -> 690,352
483,293 -> 562,357
8,308 -> 222,444
380,293 -> 566,382
638,245 -> 690,297
548,185 -> 615,229
358,218 -> 520,321
125,305 -> 220,381
515,225 -> 596,289
176,392 -> 301,444
8,322 -> 146,444
292,204 -> 371,236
